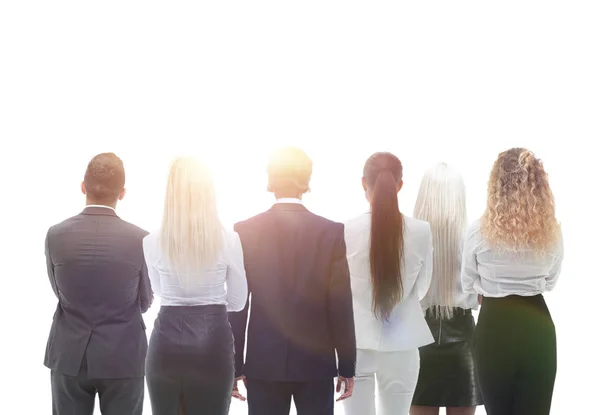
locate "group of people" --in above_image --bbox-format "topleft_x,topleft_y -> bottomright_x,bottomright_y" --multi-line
44,146 -> 564,415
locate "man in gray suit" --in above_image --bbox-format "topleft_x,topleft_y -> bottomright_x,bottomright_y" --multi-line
44,153 -> 153,415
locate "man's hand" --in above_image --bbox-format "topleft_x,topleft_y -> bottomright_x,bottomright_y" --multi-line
336,376 -> 354,401
232,376 -> 247,401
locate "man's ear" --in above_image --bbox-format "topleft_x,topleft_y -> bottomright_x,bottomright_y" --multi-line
361,177 -> 367,192
118,188 -> 126,201
397,179 -> 404,192
81,181 -> 87,195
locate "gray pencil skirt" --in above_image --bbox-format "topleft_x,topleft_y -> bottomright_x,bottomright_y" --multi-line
146,304 -> 235,415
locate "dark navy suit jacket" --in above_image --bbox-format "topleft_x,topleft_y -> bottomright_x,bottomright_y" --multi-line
229,203 -> 356,382
44,206 -> 153,379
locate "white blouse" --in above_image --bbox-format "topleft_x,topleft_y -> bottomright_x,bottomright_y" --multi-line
420,233 -> 479,311
461,219 -> 564,297
421,268 -> 480,311
142,229 -> 248,311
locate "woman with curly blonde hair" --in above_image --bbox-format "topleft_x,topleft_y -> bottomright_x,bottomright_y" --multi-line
462,148 -> 564,415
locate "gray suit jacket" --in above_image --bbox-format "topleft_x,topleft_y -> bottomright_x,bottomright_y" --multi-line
44,206 -> 152,379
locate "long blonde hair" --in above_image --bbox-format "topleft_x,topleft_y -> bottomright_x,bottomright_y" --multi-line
481,148 -> 560,253
159,157 -> 224,281
414,163 -> 467,320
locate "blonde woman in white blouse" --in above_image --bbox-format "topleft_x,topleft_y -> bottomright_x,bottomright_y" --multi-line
462,148 -> 563,415
411,163 -> 482,415
143,157 -> 247,415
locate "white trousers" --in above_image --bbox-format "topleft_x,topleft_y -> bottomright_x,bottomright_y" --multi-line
343,348 -> 420,415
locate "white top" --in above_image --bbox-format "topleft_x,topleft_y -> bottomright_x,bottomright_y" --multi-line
421,270 -> 480,311
274,198 -> 303,204
461,219 -> 564,297
142,229 -> 248,311
344,212 -> 435,351
420,236 -> 479,311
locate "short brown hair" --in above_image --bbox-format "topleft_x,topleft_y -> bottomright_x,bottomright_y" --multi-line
83,153 -> 125,204
267,147 -> 312,195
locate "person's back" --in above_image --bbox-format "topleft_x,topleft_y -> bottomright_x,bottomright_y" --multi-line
229,147 -> 356,415
410,163 -> 483,415
461,148 -> 563,415
344,213 -> 434,349
342,152 -> 434,415
143,157 -> 247,415
235,203 -> 352,379
44,153 -> 152,415
142,230 -> 246,308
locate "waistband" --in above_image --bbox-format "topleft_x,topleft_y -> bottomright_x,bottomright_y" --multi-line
481,294 -> 548,309
158,304 -> 227,316
480,294 -> 551,319
425,307 -> 472,316
482,294 -> 544,303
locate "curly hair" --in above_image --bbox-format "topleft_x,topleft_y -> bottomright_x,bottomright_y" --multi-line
481,147 -> 560,253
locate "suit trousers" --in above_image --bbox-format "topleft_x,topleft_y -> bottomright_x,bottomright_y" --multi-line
343,348 -> 420,415
50,357 -> 144,415
246,378 -> 334,415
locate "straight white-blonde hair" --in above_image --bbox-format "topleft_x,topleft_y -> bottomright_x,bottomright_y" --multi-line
159,156 -> 224,282
413,162 -> 467,320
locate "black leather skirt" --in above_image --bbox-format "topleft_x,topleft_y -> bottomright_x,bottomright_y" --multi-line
412,308 -> 483,407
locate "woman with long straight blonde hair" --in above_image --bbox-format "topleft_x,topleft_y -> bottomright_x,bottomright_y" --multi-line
143,156 -> 247,415
462,148 -> 563,415
410,163 -> 482,415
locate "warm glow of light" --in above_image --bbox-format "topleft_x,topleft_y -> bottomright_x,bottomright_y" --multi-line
2,2 -> 598,414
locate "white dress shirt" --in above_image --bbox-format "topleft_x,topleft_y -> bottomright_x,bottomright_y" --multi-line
461,219 -> 564,297
344,212 -> 435,351
142,229 -> 248,312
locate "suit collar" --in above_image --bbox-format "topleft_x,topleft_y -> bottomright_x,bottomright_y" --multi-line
81,206 -> 118,217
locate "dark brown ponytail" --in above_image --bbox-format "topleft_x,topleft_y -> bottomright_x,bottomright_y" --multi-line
364,152 -> 404,321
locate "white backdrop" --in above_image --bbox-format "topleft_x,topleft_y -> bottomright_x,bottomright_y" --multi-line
1,2 -> 598,414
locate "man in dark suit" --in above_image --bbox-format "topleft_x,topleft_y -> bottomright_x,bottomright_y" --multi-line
44,153 -> 153,415
229,147 -> 356,415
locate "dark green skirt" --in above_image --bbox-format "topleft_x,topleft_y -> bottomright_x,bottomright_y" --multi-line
412,308 -> 483,407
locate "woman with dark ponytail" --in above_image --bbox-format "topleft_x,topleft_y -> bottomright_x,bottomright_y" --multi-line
343,152 -> 435,415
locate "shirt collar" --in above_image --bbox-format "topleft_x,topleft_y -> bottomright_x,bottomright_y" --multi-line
274,198 -> 303,205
